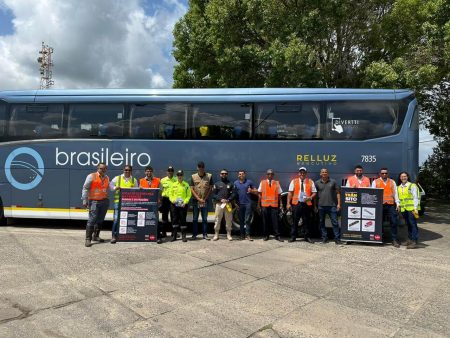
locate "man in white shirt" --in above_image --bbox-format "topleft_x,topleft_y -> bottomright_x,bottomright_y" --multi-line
286,167 -> 317,243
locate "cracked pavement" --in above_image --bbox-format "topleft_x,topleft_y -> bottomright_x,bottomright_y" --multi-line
0,201 -> 449,337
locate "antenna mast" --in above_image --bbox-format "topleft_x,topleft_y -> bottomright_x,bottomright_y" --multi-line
37,42 -> 54,89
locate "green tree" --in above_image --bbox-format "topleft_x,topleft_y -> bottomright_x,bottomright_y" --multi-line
173,0 -> 450,197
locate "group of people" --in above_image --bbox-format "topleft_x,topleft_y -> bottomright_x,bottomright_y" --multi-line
81,162 -> 420,249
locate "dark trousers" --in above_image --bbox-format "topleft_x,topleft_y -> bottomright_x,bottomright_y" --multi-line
261,206 -> 280,237
383,204 -> 399,241
86,199 -> 109,238
402,211 -> 419,242
171,204 -> 188,231
159,196 -> 173,237
319,206 -> 340,240
291,202 -> 313,239
192,202 -> 208,236
238,202 -> 255,236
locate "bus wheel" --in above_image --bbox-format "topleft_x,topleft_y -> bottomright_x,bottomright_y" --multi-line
0,201 -> 6,226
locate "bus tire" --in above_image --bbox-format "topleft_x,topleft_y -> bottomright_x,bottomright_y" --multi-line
0,200 -> 6,226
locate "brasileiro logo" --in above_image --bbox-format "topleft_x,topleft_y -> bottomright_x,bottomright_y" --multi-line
5,147 -> 45,190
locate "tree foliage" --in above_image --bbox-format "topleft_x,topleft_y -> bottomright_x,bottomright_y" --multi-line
173,0 -> 450,196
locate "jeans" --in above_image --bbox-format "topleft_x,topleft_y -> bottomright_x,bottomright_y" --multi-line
383,204 -> 399,241
319,206 -> 340,240
238,202 -> 254,236
192,201 -> 208,237
402,211 -> 419,242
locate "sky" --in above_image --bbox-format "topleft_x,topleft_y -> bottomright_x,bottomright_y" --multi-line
0,0 -> 437,163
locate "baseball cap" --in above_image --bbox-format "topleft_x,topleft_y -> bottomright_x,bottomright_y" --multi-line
176,170 -> 184,176
266,169 -> 274,174
167,166 -> 174,172
298,167 -> 307,172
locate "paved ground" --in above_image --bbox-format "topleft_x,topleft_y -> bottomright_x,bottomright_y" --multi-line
0,201 -> 449,338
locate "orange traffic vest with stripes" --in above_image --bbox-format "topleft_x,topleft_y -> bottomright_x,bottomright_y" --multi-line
139,177 -> 161,188
88,173 -> 109,200
347,175 -> 370,188
292,178 -> 313,206
260,180 -> 280,207
374,178 -> 396,205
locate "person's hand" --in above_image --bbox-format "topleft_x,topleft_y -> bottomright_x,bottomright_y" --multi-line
221,199 -> 228,203
286,203 -> 291,210
115,186 -> 120,191
396,205 -> 400,212
337,205 -> 341,212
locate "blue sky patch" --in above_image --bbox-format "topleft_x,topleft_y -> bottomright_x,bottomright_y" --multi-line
0,4 -> 14,36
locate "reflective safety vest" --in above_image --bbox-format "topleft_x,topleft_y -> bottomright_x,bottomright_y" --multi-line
160,176 -> 177,197
374,178 -> 396,205
114,175 -> 137,203
397,182 -> 420,212
260,180 -> 280,208
347,175 -> 370,188
139,177 -> 161,188
291,178 -> 313,206
88,173 -> 109,201
169,180 -> 192,205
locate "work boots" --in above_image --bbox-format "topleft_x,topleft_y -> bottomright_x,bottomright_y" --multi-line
212,231 -> 219,241
227,231 -> 233,241
85,228 -> 93,247
171,228 -> 178,242
181,228 -> 187,242
92,228 -> 105,243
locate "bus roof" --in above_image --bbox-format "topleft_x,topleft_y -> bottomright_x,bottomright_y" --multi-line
0,88 -> 415,103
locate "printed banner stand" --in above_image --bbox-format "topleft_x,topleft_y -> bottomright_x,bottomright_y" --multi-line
117,188 -> 159,242
341,187 -> 383,243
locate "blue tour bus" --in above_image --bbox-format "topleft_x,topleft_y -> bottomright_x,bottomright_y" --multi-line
0,88 -> 418,225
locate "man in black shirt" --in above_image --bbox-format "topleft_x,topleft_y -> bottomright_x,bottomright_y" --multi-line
212,169 -> 236,241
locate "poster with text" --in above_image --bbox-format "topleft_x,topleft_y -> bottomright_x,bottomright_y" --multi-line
117,188 -> 159,242
341,187 -> 383,243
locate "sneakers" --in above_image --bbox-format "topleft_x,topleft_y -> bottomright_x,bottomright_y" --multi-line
191,235 -> 197,240
203,235 -> 211,241
263,236 -> 269,241
227,235 -> 233,241
334,239 -> 344,245
288,238 -> 296,243
407,241 -> 418,249
85,239 -> 92,247
92,237 -> 105,243
305,237 -> 314,244
392,240 -> 400,248
275,236 -> 284,242
212,234 -> 219,241
110,237 -> 117,244
245,236 -> 253,241
402,240 -> 413,246
319,239 -> 328,244
157,238 -> 163,244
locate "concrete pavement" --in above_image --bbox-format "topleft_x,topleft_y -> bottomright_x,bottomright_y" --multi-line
0,201 -> 449,337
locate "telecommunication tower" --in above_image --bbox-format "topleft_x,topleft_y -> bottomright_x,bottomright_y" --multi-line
37,42 -> 54,89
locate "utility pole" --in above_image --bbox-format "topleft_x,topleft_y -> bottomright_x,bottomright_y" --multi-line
37,42 -> 54,89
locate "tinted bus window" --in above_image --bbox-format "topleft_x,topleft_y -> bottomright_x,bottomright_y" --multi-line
0,102 -> 5,137
325,101 -> 403,139
68,104 -> 124,138
255,102 -> 321,139
130,103 -> 187,139
9,104 -> 64,139
191,103 -> 251,139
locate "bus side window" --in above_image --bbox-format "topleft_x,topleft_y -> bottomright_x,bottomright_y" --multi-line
68,104 -> 124,138
8,104 -> 64,139
255,102 -> 320,140
191,103 -> 251,140
129,103 -> 187,139
0,102 -> 6,137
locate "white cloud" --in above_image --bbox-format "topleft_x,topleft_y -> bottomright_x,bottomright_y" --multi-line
0,0 -> 187,89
